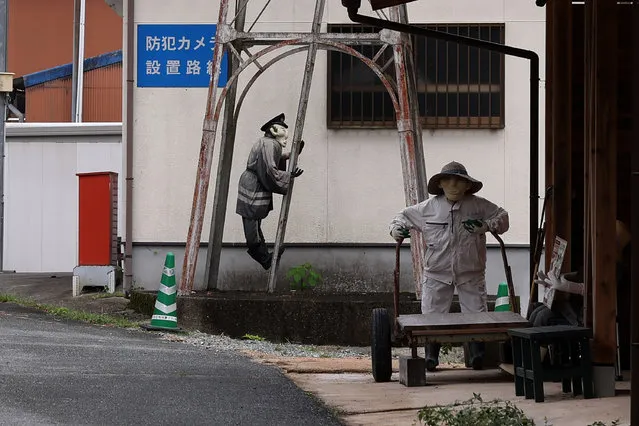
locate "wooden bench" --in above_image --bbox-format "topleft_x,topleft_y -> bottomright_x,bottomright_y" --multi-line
394,311 -> 531,386
507,325 -> 594,402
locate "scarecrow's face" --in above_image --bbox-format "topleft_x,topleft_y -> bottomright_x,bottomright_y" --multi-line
269,124 -> 288,148
439,176 -> 472,201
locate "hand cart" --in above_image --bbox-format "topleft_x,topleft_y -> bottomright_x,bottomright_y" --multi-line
371,232 -> 530,384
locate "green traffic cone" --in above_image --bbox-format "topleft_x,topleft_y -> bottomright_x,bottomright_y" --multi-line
142,252 -> 183,332
494,282 -> 510,312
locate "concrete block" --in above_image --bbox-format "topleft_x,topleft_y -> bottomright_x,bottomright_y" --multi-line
593,365 -> 616,398
72,265 -> 116,297
399,355 -> 426,387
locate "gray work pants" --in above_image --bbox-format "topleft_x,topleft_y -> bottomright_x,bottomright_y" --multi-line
422,276 -> 487,363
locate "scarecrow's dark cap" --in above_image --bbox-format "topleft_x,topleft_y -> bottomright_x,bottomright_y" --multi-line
260,113 -> 288,132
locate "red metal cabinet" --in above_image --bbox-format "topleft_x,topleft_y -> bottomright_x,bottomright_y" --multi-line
77,172 -> 118,266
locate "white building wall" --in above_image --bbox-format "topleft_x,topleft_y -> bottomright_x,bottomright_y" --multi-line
131,0 -> 545,245
128,0 -> 546,301
4,123 -> 123,273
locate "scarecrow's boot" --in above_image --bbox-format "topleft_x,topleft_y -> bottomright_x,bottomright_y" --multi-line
247,244 -> 272,270
425,343 -> 441,372
469,342 -> 485,370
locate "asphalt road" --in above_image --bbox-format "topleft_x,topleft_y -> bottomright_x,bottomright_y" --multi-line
0,303 -> 343,426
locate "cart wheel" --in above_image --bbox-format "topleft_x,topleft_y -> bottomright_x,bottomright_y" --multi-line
371,308 -> 392,382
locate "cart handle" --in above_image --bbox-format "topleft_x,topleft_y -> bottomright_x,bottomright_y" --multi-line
490,231 -> 519,314
394,239 -> 402,320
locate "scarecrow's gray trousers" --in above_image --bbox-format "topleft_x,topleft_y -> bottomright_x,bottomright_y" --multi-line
422,276 -> 488,365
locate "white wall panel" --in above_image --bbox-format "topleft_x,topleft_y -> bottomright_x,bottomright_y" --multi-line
4,124 -> 123,273
5,142 -> 44,271
40,143 -> 77,272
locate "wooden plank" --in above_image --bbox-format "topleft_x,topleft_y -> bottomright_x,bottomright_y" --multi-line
397,311 -> 529,332
266,0 -> 325,292
584,0 -> 618,365
411,328 -> 523,337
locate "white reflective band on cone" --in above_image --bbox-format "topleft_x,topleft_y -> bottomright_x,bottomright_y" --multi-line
151,314 -> 177,322
495,296 -> 509,306
154,301 -> 177,314
159,283 -> 177,295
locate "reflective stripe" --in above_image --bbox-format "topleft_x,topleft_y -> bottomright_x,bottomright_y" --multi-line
162,267 -> 175,277
495,296 -> 509,307
154,301 -> 177,314
238,187 -> 271,200
159,283 -> 176,295
238,192 -> 271,206
151,314 -> 177,322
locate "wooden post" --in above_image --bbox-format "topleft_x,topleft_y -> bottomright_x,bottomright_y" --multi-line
583,0 -> 618,365
630,0 -> 639,422
549,0 -> 572,268
544,3 -> 554,274
583,0 -> 594,329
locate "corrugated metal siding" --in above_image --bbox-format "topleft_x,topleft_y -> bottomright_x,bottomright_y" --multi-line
8,0 -> 123,78
25,63 -> 122,123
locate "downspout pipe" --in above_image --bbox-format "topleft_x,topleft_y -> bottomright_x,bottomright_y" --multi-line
71,0 -> 86,122
631,1 -> 639,424
124,0 -> 134,296
344,3 -> 540,286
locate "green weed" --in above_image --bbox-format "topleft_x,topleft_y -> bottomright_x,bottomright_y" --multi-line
0,293 -> 138,328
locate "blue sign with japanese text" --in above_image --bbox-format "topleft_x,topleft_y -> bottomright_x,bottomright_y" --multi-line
137,24 -> 229,88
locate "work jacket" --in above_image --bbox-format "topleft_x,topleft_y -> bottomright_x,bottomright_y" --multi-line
390,194 -> 509,285
236,136 -> 290,220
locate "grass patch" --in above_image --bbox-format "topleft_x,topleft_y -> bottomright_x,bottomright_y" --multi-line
242,334 -> 266,341
0,293 -> 139,328
90,291 -> 126,300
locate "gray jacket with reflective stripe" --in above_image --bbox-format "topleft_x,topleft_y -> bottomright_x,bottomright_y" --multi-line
390,194 -> 509,285
236,136 -> 290,220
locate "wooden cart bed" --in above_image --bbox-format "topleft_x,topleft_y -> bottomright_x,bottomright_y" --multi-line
397,311 -> 531,344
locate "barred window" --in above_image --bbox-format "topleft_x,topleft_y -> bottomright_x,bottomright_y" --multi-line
327,24 -> 505,129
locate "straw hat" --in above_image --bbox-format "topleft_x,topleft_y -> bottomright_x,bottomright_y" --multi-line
427,161 -> 483,196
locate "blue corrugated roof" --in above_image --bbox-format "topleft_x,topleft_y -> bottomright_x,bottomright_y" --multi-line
22,50 -> 122,88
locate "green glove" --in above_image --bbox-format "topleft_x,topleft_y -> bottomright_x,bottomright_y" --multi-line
391,227 -> 410,241
463,219 -> 488,234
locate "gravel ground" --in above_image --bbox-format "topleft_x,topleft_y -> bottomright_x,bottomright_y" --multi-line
157,330 -> 466,364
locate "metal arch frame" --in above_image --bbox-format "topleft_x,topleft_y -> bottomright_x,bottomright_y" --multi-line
233,44 -> 400,123
202,39 -> 405,292
220,42 -> 401,127
181,0 -> 428,295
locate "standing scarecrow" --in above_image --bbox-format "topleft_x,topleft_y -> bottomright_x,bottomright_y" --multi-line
389,161 -> 509,371
236,113 -> 304,270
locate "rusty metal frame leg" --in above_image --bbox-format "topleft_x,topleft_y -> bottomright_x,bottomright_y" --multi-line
183,7 -> 409,294
266,0 -> 325,293
204,0 -> 250,291
389,5 -> 428,299
179,0 -> 230,296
